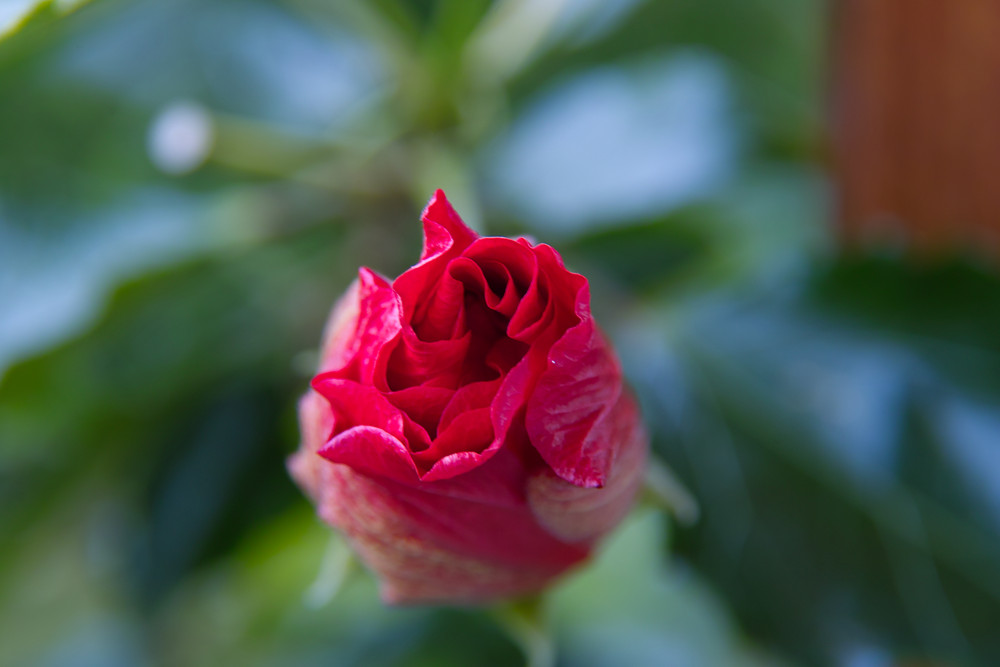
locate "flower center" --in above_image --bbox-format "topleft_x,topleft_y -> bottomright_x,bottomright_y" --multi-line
383,254 -> 534,448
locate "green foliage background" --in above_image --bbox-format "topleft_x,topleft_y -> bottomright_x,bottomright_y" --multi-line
2,1 -> 999,665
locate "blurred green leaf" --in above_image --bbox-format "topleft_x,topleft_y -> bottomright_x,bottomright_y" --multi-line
551,509 -> 782,667
4,1 -> 999,665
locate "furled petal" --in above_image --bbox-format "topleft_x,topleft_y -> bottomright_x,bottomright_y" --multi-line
320,268 -> 402,385
419,450 -> 489,482
463,237 -> 535,295
312,377 -> 420,483
491,344 -> 547,439
317,279 -> 360,372
411,265 -> 468,341
439,378 -> 502,433
318,426 -> 420,484
311,377 -> 407,441
394,190 -> 479,313
420,189 -> 479,262
527,390 -> 646,541
399,447 -> 592,570
446,257 -> 521,317
414,409 -> 494,475
319,454 -> 589,604
287,389 -> 334,502
386,326 -> 471,390
478,260 -> 522,316
524,280 -> 623,488
384,385 -> 455,440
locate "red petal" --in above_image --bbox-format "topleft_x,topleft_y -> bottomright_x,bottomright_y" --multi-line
317,280 -> 361,373
318,449 -> 590,604
311,378 -> 406,440
439,378 -> 502,432
413,407 -> 494,471
524,280 -> 624,488
318,426 -> 419,484
319,268 -> 402,385
386,327 -> 471,390
527,390 -> 646,540
420,189 -> 478,261
287,389 -> 335,501
384,385 -> 455,440
463,237 -> 535,294
479,260 -> 523,316
394,190 -> 478,315
420,449 -> 494,482
447,257 -> 519,316
411,264 -> 468,341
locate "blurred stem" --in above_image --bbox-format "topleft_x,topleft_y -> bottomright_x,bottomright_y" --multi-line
491,595 -> 555,667
642,456 -> 700,526
465,0 -> 568,82
212,114 -> 340,173
208,111 -> 406,194
304,534 -> 356,608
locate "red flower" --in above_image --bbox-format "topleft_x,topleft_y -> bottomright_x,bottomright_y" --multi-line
290,190 -> 647,604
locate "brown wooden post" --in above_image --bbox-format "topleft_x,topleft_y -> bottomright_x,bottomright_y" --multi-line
833,0 -> 1000,256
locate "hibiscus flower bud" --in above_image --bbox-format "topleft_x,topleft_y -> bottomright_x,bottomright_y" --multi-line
289,190 -> 648,604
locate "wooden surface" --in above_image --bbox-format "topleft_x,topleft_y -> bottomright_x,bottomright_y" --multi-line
833,0 -> 1000,255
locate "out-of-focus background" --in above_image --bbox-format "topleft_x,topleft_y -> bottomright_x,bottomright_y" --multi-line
2,1 -> 1000,665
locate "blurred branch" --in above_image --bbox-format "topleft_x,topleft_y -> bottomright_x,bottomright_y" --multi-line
643,456 -> 700,526
303,533 -> 357,609
491,596 -> 556,667
207,110 -> 408,195
465,0 -> 568,82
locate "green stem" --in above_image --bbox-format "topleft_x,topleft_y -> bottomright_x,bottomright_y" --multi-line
642,456 -> 700,526
491,595 -> 555,667
304,534 -> 356,608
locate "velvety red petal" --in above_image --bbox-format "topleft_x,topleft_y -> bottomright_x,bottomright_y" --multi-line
317,280 -> 360,373
479,260 -> 522,316
508,302 -> 545,343
420,189 -> 478,262
508,278 -> 555,343
311,377 -> 407,440
411,265 -> 468,341
287,389 -> 334,501
532,242 -> 589,330
463,237 -> 535,294
527,390 -> 646,540
386,327 -> 471,390
384,385 -> 454,440
413,408 -> 493,471
490,345 -> 545,439
412,443 -> 525,506
392,446 -> 592,568
419,450 -> 491,483
393,190 -> 478,314
524,282 -> 624,488
318,426 -> 419,484
399,378 -> 505,480
320,268 -> 402,385
446,258 -> 505,313
317,456 -> 589,604
484,337 -> 530,375
438,378 -> 502,433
